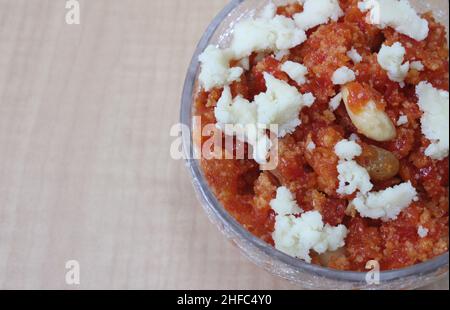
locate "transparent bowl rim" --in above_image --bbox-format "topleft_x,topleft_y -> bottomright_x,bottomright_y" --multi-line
180,0 -> 449,283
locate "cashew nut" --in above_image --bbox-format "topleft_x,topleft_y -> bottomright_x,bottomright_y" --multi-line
342,84 -> 396,142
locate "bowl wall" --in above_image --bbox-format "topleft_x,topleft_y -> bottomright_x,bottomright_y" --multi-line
181,0 -> 449,289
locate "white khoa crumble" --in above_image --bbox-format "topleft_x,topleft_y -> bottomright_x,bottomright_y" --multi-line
415,81 -> 450,160
214,86 -> 271,164
358,0 -> 429,41
198,45 -> 243,91
256,73 -> 315,138
347,47 -> 363,64
329,92 -> 343,111
337,160 -> 374,196
294,0 -> 344,31
273,212 -> 348,263
271,187 -> 348,263
302,93 -> 316,107
275,49 -> 290,61
260,0 -> 277,20
334,139 -> 373,196
377,42 -> 410,84
410,60 -> 425,71
306,141 -> 316,151
332,66 -> 356,85
215,73 -> 316,164
334,141 -> 418,221
281,61 -> 309,85
239,57 -> 250,71
335,139 -> 362,161
352,181 -> 418,221
349,133 -> 360,142
270,186 -> 304,216
215,86 -> 257,128
397,114 -> 409,126
418,225 -> 429,238
230,9 -> 307,59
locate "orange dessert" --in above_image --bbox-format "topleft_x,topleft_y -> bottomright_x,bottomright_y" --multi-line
194,0 -> 449,271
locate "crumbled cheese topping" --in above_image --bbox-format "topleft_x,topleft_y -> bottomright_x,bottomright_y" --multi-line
335,139 -> 373,196
256,73 -> 315,137
198,45 -> 243,91
333,138 -> 418,222
410,60 -> 424,71
231,14 -> 307,59
215,86 -> 257,129
294,0 -> 344,31
239,57 -> 250,71
260,1 -> 277,20
347,48 -> 363,64
332,66 -> 356,85
215,74 -> 315,164
270,186 -> 304,216
329,92 -> 343,111
358,0 -> 429,41
337,160 -> 373,195
335,139 -> 362,161
273,210 -> 348,263
274,49 -> 290,61
377,42 -> 410,83
416,82 -> 449,160
349,133 -> 360,142
397,114 -> 409,126
418,225 -> 429,238
352,181 -> 418,221
281,61 -> 309,85
253,134 -> 273,164
302,93 -> 316,107
271,187 -> 348,263
215,86 -> 270,163
306,141 -> 316,151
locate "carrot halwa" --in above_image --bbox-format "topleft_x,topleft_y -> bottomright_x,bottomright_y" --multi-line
194,0 -> 449,271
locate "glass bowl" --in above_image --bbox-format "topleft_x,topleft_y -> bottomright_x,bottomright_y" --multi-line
181,0 -> 449,289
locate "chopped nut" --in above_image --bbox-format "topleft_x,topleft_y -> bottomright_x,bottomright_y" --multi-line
356,145 -> 400,182
342,84 -> 396,142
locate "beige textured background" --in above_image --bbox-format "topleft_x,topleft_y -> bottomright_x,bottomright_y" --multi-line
0,0 -> 447,290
